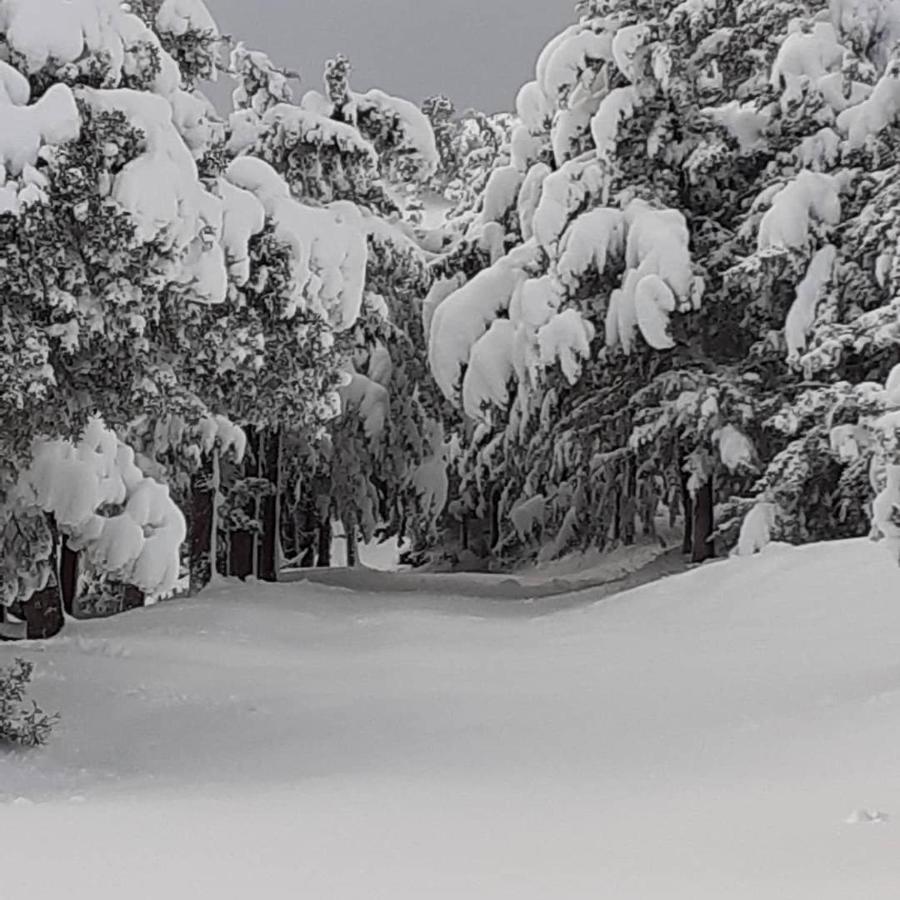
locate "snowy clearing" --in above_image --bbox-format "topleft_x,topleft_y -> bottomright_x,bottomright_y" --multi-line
3,539 -> 900,899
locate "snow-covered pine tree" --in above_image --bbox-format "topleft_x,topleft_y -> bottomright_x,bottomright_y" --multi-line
424,0 -> 852,566
0,0 -> 243,633
0,0 -> 364,627
127,0 -> 222,86
719,0 -> 900,555
422,94 -> 462,193
224,49 -> 440,571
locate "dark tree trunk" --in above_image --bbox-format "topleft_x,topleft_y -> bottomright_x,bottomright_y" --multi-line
344,516 -> 358,568
317,517 -> 332,568
22,517 -> 64,639
189,455 -> 214,594
294,481 -> 317,568
229,532 -> 254,579
121,583 -> 145,612
621,458 -> 637,546
299,510 -> 317,568
691,478 -> 716,564
282,502 -> 297,565
258,428 -> 281,583
23,579 -> 64,639
679,458 -> 694,556
612,477 -> 622,544
461,515 -> 469,551
489,485 -> 502,552
229,429 -> 260,579
60,542 -> 79,616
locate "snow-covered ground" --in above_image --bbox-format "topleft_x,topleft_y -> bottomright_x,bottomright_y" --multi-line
3,539 -> 900,899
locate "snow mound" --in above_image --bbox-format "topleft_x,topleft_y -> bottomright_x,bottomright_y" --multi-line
845,808 -> 890,824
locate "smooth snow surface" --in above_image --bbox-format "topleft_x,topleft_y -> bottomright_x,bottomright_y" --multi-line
4,539 -> 900,899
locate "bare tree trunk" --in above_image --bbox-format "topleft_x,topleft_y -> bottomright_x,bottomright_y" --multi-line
230,533 -> 254,579
258,428 -> 281,583
343,515 -> 358,568
679,456 -> 694,556
621,457 -> 637,546
209,449 -> 220,584
60,542 -> 79,615
317,517 -> 332,567
691,478 -> 716,564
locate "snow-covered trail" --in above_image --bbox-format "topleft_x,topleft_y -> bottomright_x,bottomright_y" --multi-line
3,540 -> 900,899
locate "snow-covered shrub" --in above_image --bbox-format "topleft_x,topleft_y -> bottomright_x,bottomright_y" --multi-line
0,659 -> 58,748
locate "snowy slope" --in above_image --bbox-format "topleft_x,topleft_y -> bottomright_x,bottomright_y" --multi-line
3,539 -> 900,899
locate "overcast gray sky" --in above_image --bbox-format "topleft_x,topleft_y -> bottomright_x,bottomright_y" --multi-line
208,0 -> 577,113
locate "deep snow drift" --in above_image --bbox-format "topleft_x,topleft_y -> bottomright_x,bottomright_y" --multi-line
3,539 -> 900,899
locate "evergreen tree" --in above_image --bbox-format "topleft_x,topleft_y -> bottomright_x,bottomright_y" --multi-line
0,0 -> 366,630
224,49 -> 439,571
421,0 -> 882,566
